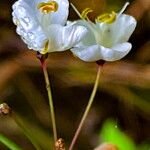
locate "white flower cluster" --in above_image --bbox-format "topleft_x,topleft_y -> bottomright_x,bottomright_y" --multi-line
12,0 -> 137,62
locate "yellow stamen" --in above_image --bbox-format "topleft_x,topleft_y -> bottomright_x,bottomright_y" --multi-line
37,1 -> 58,14
41,41 -> 49,54
96,11 -> 116,24
81,8 -> 93,20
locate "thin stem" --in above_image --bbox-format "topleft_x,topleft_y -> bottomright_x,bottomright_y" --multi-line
69,65 -> 102,150
41,60 -> 58,143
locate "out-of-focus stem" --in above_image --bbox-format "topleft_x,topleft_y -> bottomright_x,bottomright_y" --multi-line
0,133 -> 23,150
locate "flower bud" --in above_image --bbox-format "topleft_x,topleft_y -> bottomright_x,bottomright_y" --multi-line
55,138 -> 65,150
0,103 -> 11,115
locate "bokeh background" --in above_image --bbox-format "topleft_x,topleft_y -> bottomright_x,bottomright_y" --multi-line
0,0 -> 150,149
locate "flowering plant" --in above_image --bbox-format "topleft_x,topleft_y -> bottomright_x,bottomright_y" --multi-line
9,1 -> 138,150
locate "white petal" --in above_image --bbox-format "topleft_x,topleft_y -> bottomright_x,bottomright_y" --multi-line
62,23 -> 88,49
12,0 -> 47,51
101,42 -> 132,61
46,23 -> 88,52
71,42 -> 131,62
96,14 -> 137,46
70,20 -> 96,46
71,45 -> 103,62
112,14 -> 137,43
50,0 -> 69,25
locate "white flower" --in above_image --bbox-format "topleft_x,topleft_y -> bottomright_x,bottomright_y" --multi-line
71,3 -> 137,62
12,0 -> 88,54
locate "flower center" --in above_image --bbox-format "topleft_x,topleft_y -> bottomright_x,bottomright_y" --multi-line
95,11 -> 116,24
37,1 -> 58,14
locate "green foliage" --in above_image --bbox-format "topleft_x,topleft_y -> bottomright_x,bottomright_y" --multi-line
99,119 -> 136,150
0,134 -> 22,150
14,113 -> 53,150
137,143 -> 150,150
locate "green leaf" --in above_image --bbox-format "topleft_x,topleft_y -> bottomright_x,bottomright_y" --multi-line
0,134 -> 22,150
100,119 -> 136,150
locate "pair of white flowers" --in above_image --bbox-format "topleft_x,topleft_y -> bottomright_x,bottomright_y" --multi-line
12,0 -> 137,62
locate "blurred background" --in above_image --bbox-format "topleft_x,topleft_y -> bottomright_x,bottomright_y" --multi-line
0,0 -> 150,149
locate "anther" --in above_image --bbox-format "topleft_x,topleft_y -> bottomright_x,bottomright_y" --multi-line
96,11 -> 116,24
37,1 -> 58,14
81,8 -> 93,20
